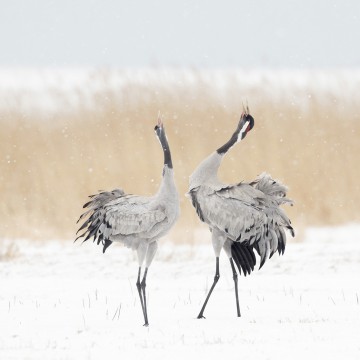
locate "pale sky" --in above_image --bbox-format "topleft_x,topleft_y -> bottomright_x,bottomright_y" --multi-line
1,0 -> 359,68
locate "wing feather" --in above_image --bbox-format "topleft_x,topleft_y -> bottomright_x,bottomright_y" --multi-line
190,174 -> 294,270
194,184 -> 267,244
76,189 -> 167,253
105,204 -> 166,236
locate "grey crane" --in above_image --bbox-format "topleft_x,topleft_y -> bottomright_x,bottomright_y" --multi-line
76,117 -> 179,326
187,106 -> 294,319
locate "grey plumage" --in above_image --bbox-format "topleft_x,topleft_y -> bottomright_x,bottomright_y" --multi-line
76,118 -> 179,326
188,109 -> 294,318
76,183 -> 178,253
189,171 -> 293,271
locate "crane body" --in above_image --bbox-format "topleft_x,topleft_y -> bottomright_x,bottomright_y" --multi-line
188,108 -> 294,318
76,118 -> 179,326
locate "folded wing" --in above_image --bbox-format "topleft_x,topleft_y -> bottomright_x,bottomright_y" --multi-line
189,173 -> 294,270
76,189 -> 166,253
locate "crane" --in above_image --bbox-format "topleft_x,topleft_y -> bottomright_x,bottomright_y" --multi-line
76,117 -> 179,326
187,106 -> 294,318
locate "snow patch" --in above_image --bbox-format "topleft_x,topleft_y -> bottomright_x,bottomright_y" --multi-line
1,225 -> 360,359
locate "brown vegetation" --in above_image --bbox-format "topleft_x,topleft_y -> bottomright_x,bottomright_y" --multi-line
1,69 -> 359,242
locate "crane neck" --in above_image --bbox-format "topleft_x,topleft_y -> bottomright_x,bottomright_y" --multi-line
189,151 -> 223,190
216,131 -> 238,155
162,145 -> 173,169
158,130 -> 173,169
216,115 -> 253,154
157,165 -> 177,199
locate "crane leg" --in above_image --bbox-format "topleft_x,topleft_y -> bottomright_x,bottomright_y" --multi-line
197,257 -> 220,319
136,267 -> 148,326
230,258 -> 241,317
140,268 -> 149,326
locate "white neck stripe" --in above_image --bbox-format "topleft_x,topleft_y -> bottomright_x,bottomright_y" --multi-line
237,121 -> 249,142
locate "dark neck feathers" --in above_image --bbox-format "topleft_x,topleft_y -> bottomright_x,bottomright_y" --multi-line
216,132 -> 238,155
158,130 -> 173,169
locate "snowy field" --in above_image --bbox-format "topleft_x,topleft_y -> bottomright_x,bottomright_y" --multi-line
1,225 -> 360,360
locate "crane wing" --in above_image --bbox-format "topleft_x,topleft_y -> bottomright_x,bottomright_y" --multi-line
190,184 -> 266,244
76,189 -> 166,253
103,195 -> 166,236
189,174 -> 294,269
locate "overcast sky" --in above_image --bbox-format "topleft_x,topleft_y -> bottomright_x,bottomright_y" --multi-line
1,0 -> 359,68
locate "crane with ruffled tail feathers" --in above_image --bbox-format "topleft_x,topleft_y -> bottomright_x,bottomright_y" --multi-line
75,116 -> 179,326
187,105 -> 294,319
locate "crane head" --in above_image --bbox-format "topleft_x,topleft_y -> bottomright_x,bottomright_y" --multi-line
154,111 -> 168,147
237,105 -> 254,141
154,112 -> 173,168
154,111 -> 164,134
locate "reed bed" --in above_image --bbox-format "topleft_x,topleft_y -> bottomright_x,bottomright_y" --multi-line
0,68 -> 359,242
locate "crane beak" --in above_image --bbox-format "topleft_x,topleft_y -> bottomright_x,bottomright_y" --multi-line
157,111 -> 163,128
242,101 -> 250,116
154,111 -> 164,132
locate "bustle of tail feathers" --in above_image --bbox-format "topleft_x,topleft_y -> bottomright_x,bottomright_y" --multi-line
232,173 -> 295,274
231,242 -> 257,276
251,172 -> 295,238
250,172 -> 294,206
232,225 -> 288,275
75,188 -> 125,253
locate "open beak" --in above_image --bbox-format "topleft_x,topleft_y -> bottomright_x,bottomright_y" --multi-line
157,111 -> 163,128
242,101 -> 250,116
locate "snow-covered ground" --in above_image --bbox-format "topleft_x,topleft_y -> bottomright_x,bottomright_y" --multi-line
1,225 -> 360,359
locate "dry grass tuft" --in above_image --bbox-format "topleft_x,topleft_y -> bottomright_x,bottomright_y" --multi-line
0,242 -> 19,261
1,69 -> 359,242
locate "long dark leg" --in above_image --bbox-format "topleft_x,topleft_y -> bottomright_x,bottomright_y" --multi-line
230,258 -> 241,317
136,267 -> 147,325
197,257 -> 220,319
140,267 -> 149,326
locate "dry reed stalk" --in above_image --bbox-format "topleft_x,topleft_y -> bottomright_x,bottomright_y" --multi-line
0,71 -> 359,242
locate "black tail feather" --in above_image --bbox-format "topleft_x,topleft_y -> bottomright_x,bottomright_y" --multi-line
241,245 -> 256,271
231,247 -> 242,275
76,188 -> 125,253
259,255 -> 266,270
231,242 -> 257,277
277,227 -> 287,255
76,209 -> 92,223
288,226 -> 295,237
103,239 -> 113,253
238,246 -> 252,275
76,218 -> 91,234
